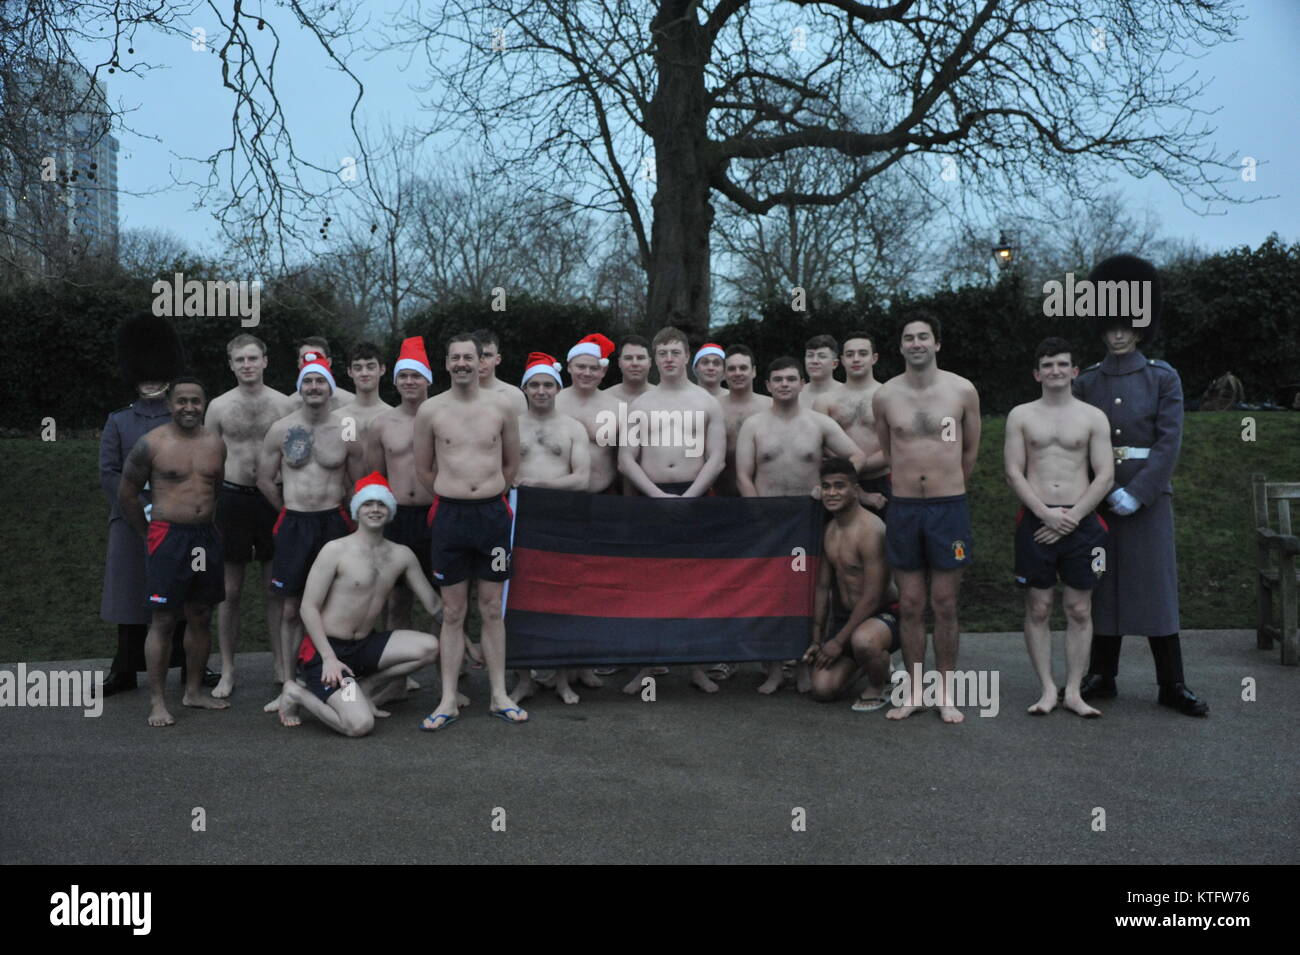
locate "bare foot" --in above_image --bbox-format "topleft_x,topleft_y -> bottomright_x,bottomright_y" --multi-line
795,663 -> 812,694
370,704 -> 392,718
1062,691 -> 1101,718
690,668 -> 720,693
556,682 -> 579,705
622,668 -> 653,695
512,674 -> 537,704
576,668 -> 604,689
756,663 -> 783,695
278,689 -> 302,727
886,704 -> 923,720
147,702 -> 175,727
263,695 -> 283,713
1028,685 -> 1058,715
938,705 -> 965,724
182,692 -> 231,711
405,676 -> 421,692
212,673 -> 235,699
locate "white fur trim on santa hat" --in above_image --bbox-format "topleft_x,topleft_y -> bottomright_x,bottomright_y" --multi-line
350,483 -> 398,522
521,362 -> 563,386
693,344 -> 725,366
567,342 -> 609,367
297,357 -> 336,394
392,357 -> 432,384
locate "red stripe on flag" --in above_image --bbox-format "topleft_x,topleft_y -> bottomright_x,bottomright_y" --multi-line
506,548 -> 816,618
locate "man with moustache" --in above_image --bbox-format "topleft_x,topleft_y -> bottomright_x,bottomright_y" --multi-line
205,333 -> 295,697
293,337 -> 355,409
604,335 -> 656,402
814,332 -> 891,517
799,334 -> 843,409
258,352 -> 366,725
117,377 -> 231,727
556,333 -> 621,494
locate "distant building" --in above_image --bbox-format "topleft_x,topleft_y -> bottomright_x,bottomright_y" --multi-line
0,59 -> 119,274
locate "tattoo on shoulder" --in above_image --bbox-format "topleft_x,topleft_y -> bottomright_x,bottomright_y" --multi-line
122,436 -> 152,483
284,426 -> 314,467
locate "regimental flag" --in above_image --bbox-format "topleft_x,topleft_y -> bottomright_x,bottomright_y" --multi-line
503,488 -> 822,667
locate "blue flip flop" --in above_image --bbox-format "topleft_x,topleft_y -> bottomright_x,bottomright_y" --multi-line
419,712 -> 458,732
490,707 -> 529,725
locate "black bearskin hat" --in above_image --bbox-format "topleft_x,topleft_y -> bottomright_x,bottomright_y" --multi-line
117,315 -> 186,387
1087,253 -> 1162,343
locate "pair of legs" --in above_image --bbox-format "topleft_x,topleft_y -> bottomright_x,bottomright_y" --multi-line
145,604 -> 230,726
216,559 -> 283,697
421,578 -> 527,728
808,617 -> 897,705
889,567 -> 965,723
1023,585 -> 1100,717
282,631 -> 439,735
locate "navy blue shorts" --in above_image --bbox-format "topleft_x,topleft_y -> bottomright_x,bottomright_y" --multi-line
146,521 -> 226,608
884,494 -> 974,571
830,600 -> 901,654
426,495 -> 513,585
270,505 -> 354,596
297,631 -> 393,702
1014,508 -> 1109,590
858,472 -> 891,518
215,481 -> 277,563
386,503 -> 433,580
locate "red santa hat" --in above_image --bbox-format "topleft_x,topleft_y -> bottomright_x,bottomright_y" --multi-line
392,336 -> 433,384
350,471 -> 398,522
693,342 -> 725,366
567,333 -> 615,367
521,351 -> 563,386
296,351 -> 336,394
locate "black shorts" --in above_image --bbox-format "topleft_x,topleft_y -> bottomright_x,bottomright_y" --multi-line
655,481 -> 714,496
146,521 -> 226,608
884,494 -> 974,571
270,505 -> 354,597
426,494 -> 513,585
386,504 -> 433,579
859,473 -> 892,518
1014,508 -> 1109,591
297,631 -> 393,702
215,481 -> 278,563
829,601 -> 901,654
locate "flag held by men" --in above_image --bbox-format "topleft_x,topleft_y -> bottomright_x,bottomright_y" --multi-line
504,488 -> 822,667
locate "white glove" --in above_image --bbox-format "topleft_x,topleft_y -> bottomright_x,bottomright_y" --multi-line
143,503 -> 153,522
1107,487 -> 1140,516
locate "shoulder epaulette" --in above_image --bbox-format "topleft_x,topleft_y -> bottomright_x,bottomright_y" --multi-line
1082,362 -> 1101,373
1148,359 -> 1174,371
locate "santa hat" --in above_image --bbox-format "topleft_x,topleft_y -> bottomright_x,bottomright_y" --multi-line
296,351 -> 336,393
567,333 -> 615,367
350,472 -> 398,522
693,343 -> 725,366
392,336 -> 433,384
521,351 -> 563,386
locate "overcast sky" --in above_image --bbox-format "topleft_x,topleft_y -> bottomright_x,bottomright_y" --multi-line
104,0 -> 1298,261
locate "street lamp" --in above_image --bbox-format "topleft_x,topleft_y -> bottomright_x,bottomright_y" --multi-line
992,232 -> 1016,269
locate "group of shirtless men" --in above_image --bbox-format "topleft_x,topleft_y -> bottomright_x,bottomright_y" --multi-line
118,313 -> 1115,733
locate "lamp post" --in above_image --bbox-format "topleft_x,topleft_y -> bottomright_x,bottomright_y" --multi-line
992,232 -> 1016,270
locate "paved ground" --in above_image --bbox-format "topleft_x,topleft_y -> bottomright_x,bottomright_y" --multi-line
2,630 -> 1296,865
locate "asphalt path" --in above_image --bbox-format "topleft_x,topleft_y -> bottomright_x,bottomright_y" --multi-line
2,630 -> 1296,865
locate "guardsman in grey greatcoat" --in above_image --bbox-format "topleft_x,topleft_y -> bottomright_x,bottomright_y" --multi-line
99,316 -> 215,693
1071,254 -> 1208,716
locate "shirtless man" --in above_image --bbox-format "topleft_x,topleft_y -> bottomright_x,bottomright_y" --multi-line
258,353 -> 366,723
339,342 -> 392,436
1004,338 -> 1114,717
736,357 -> 866,694
814,333 -> 890,516
367,337 -> 440,631
618,326 -> 727,694
692,342 -> 726,398
292,338 -> 354,410
799,334 -> 843,409
803,458 -> 901,710
556,333 -> 620,494
280,473 -> 441,736
872,312 -> 981,723
117,377 -> 231,726
604,335 -> 656,402
714,344 -> 772,498
474,329 -> 527,414
508,352 -> 595,705
414,333 -> 526,730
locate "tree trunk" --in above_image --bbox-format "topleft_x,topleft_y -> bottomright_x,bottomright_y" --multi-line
645,3 -> 714,340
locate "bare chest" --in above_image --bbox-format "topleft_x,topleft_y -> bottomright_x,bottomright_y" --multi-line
1023,415 -> 1090,453
222,398 -> 282,444
889,396 -> 962,440
520,423 -> 567,460
282,423 -> 348,470
433,409 -> 502,450
755,421 -> 822,465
